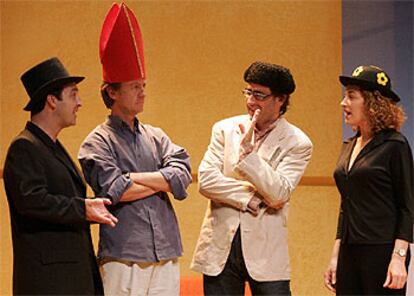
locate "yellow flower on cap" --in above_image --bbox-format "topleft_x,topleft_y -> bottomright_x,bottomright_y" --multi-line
352,66 -> 364,77
377,72 -> 388,86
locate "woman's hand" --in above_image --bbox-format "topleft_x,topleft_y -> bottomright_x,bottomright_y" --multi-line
383,255 -> 408,289
324,257 -> 338,292
324,239 -> 341,293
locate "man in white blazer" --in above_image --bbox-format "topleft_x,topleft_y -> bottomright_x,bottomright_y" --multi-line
191,61 -> 313,295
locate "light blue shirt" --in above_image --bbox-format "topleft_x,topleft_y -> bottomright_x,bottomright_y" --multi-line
78,115 -> 192,262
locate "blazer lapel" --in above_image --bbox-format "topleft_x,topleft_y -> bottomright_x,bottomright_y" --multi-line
55,141 -> 86,190
257,117 -> 287,162
26,122 -> 86,191
349,131 -> 388,173
338,137 -> 356,174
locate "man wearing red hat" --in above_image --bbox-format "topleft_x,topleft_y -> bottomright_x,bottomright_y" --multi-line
3,57 -> 118,295
78,3 -> 192,295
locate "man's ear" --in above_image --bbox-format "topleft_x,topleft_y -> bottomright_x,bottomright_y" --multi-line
277,94 -> 288,104
106,86 -> 118,101
45,94 -> 58,110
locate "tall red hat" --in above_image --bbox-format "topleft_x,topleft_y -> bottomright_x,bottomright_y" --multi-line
100,2 -> 146,83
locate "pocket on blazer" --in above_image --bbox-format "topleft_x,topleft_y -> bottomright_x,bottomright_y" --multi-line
266,147 -> 282,169
41,249 -> 80,265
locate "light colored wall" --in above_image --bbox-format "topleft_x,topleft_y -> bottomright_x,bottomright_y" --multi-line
1,1 -> 342,295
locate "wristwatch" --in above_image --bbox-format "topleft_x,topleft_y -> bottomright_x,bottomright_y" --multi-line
393,248 -> 407,257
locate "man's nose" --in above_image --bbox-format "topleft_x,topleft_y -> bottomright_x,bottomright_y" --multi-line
246,95 -> 256,104
77,95 -> 82,107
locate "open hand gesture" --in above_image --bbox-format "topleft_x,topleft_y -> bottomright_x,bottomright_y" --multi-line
85,198 -> 118,227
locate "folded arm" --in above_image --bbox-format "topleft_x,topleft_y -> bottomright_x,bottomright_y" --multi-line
118,182 -> 157,202
198,122 -> 256,211
146,126 -> 192,200
78,135 -> 151,205
234,139 -> 312,208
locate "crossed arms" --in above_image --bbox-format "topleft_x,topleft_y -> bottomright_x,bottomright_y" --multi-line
199,114 -> 312,213
78,125 -> 192,204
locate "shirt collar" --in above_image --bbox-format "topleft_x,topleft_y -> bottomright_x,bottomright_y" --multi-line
254,117 -> 281,142
26,121 -> 58,149
106,115 -> 141,133
344,129 -> 403,145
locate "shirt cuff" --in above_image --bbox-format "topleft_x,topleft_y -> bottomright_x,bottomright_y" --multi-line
159,167 -> 188,200
234,151 -> 257,177
238,145 -> 254,163
107,175 -> 133,205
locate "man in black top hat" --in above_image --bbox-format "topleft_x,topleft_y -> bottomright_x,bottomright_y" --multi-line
3,57 -> 118,295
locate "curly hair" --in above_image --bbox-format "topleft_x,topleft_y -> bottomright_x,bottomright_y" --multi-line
362,89 -> 406,133
244,61 -> 295,115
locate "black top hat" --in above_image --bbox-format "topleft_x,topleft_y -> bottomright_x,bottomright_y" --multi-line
339,65 -> 400,102
21,57 -> 85,111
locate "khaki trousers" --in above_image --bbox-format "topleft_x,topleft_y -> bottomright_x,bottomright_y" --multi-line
100,259 -> 180,296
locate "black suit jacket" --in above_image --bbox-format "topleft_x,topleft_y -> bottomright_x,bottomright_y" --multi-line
334,129 -> 414,244
3,122 -> 103,295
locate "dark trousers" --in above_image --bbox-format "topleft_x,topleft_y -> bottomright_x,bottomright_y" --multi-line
336,244 -> 410,296
203,227 -> 291,296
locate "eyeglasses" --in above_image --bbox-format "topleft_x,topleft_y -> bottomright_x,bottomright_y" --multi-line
242,89 -> 274,101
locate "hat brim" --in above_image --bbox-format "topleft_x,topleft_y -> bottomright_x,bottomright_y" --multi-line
339,75 -> 400,102
24,76 -> 84,111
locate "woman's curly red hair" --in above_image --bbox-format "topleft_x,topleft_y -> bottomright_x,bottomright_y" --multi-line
362,90 -> 406,133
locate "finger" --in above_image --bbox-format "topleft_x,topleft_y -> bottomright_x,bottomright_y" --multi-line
325,283 -> 335,292
398,276 -> 407,289
108,220 -> 116,227
393,274 -> 406,289
323,276 -> 335,292
401,275 -> 408,288
323,273 -> 331,288
246,109 -> 260,133
332,269 -> 336,286
244,124 -> 254,141
252,109 -> 261,123
383,272 -> 391,288
393,278 -> 401,289
248,109 -> 260,132
390,272 -> 404,289
101,215 -> 116,227
390,274 -> 400,289
388,275 -> 397,289
109,214 -> 118,224
239,124 -> 246,134
107,219 -> 116,227
102,198 -> 112,205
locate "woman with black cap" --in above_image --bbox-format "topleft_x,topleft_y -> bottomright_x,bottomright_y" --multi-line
324,65 -> 413,295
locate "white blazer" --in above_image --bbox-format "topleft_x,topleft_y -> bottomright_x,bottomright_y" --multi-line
191,115 -> 313,281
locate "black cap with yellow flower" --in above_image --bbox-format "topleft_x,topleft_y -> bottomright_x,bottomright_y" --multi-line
339,65 -> 400,102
